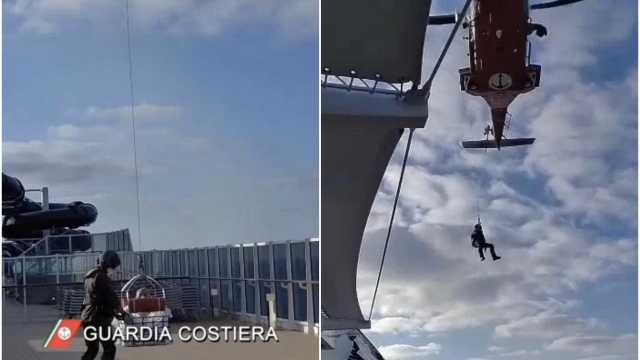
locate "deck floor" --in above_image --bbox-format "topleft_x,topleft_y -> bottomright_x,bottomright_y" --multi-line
2,298 -> 318,360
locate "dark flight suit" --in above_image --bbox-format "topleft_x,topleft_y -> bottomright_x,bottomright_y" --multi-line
471,228 -> 500,261
80,267 -> 120,360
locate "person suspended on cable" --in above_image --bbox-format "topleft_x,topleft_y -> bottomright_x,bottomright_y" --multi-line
471,223 -> 501,261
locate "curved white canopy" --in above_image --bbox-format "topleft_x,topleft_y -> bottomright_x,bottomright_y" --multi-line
321,89 -> 427,330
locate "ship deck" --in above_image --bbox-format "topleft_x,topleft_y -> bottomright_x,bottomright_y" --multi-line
2,298 -> 318,360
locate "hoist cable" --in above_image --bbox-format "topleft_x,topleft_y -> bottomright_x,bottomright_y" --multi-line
422,0 -> 474,92
368,128 -> 415,321
125,0 -> 143,251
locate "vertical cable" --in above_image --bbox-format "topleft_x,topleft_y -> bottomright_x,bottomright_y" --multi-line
368,128 -> 415,321
125,0 -> 143,251
423,0 -> 474,91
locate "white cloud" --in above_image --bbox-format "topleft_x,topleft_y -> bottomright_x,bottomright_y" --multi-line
67,103 -> 184,124
494,310 -> 602,339
10,0 -> 115,33
546,334 -> 637,357
4,103 -> 207,186
2,101 -> 212,209
3,99 -> 318,249
370,317 -> 426,335
498,349 -> 542,358
576,356 -> 638,360
533,1 -> 634,70
522,77 -> 637,224
8,0 -> 318,38
3,137 -> 130,184
378,343 -> 442,359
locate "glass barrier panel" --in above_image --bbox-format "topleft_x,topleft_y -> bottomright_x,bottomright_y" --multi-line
220,280 -> 232,311
243,247 -> 255,279
276,282 -> 289,319
290,243 -> 306,281
245,281 -> 256,314
293,282 -> 307,321
230,248 -> 241,278
273,244 -> 288,280
219,248 -> 229,278
232,280 -> 243,312
208,248 -> 218,278
257,245 -> 270,279
259,281 -> 273,316
311,242 -> 319,281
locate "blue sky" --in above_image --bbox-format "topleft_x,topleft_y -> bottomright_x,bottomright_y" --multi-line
356,1 -> 638,360
3,0 -> 318,249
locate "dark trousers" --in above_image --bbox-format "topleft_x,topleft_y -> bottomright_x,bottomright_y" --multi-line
478,243 -> 498,259
81,321 -> 116,360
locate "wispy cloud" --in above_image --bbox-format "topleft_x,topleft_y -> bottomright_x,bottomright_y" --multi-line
3,102 -> 208,190
378,343 -> 442,359
66,103 -> 184,124
8,0 -> 318,38
546,334 -> 637,357
494,310 -> 602,339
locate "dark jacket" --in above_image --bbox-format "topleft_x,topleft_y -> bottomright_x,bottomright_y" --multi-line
80,267 -> 120,324
471,229 -> 486,247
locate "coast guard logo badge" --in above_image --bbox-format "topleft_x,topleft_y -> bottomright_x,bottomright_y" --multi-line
43,319 -> 83,350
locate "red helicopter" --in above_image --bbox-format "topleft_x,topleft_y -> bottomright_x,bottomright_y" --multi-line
430,0 -> 587,149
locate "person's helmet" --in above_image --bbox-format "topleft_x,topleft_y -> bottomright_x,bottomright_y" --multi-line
474,223 -> 482,230
101,250 -> 121,269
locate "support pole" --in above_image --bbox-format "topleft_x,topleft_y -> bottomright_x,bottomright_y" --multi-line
305,239 -> 314,334
42,187 -> 50,254
266,293 -> 277,330
22,257 -> 27,318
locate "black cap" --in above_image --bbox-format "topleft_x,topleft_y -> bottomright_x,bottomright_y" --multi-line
101,250 -> 121,269
475,223 -> 482,229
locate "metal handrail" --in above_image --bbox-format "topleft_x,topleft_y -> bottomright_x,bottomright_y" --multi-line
2,239 -> 320,327
15,236 -> 50,257
9,229 -> 132,257
321,73 -> 413,97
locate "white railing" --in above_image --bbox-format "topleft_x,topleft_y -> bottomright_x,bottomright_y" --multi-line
321,70 -> 416,97
2,238 -> 319,333
14,229 -> 132,257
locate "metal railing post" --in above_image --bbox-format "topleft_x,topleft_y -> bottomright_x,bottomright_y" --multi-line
253,244 -> 260,322
304,239 -> 314,333
214,247 -> 220,312
285,241 -> 294,324
226,245 -> 232,311
268,242 -> 276,325
56,254 -> 61,311
22,257 -> 27,317
239,246 -> 246,314
206,249 -> 213,319
56,254 -> 60,285
42,187 -> 50,254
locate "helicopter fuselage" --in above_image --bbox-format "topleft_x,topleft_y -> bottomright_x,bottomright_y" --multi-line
459,0 -> 542,148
